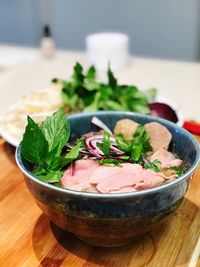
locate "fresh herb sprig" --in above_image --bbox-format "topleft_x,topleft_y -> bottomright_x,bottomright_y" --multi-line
144,160 -> 161,172
21,109 -> 81,183
170,166 -> 185,177
52,62 -> 157,114
115,125 -> 153,163
96,131 -> 111,156
95,125 -> 153,167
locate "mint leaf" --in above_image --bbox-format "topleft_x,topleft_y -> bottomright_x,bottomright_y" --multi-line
40,108 -> 70,155
21,116 -> 48,164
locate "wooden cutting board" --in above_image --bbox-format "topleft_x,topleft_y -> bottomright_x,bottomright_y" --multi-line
0,137 -> 199,267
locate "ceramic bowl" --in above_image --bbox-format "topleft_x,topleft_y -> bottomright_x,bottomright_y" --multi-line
16,111 -> 200,247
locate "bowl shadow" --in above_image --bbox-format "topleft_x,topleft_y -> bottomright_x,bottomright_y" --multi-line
31,197 -> 199,267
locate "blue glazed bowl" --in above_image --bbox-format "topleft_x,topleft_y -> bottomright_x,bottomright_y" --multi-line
16,111 -> 200,247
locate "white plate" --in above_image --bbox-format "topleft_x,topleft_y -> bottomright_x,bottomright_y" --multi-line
0,97 -> 184,148
0,129 -> 20,147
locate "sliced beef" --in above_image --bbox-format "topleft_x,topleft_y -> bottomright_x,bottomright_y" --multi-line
89,164 -> 136,184
61,159 -> 99,187
91,163 -> 165,193
61,158 -> 171,193
145,122 -> 172,151
150,149 -> 182,168
133,169 -> 165,190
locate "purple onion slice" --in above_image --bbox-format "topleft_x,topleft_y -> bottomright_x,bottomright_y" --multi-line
85,135 -> 124,157
149,102 -> 178,123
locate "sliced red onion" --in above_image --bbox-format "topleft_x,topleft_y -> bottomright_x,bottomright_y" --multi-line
110,146 -> 125,155
79,150 -> 91,155
149,102 -> 178,123
71,161 -> 76,176
85,135 -> 104,157
91,116 -> 113,135
85,135 -> 124,157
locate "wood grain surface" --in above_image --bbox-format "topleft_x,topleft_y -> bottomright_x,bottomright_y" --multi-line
0,137 -> 199,267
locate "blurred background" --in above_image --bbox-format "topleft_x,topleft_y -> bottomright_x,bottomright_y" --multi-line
0,0 -> 200,129
0,0 -> 200,145
0,0 -> 199,62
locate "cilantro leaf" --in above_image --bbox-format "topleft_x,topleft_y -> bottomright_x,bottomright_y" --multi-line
144,160 -> 161,172
96,131 -> 111,156
130,125 -> 152,162
115,125 -> 152,163
170,166 -> 185,176
99,158 -> 122,167
116,134 -> 132,153
21,116 -> 48,164
131,142 -> 143,162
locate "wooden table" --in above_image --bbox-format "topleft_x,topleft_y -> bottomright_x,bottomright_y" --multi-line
0,137 -> 199,267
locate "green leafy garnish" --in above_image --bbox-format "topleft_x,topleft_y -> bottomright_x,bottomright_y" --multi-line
96,131 -> 111,156
144,160 -> 161,172
99,158 -> 122,167
116,134 -> 132,153
107,67 -> 117,89
63,139 -> 83,165
115,125 -> 152,163
170,166 -> 185,176
53,62 -> 156,114
40,108 -> 70,155
21,108 -> 81,183
21,116 -> 48,164
131,125 -> 153,162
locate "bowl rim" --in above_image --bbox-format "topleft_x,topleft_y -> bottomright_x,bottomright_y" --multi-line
15,111 -> 200,199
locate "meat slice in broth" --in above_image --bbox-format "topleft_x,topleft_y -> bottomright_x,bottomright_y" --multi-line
145,122 -> 172,151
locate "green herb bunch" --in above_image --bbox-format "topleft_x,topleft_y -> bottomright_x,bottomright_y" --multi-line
52,63 -> 156,114
21,109 -> 82,183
